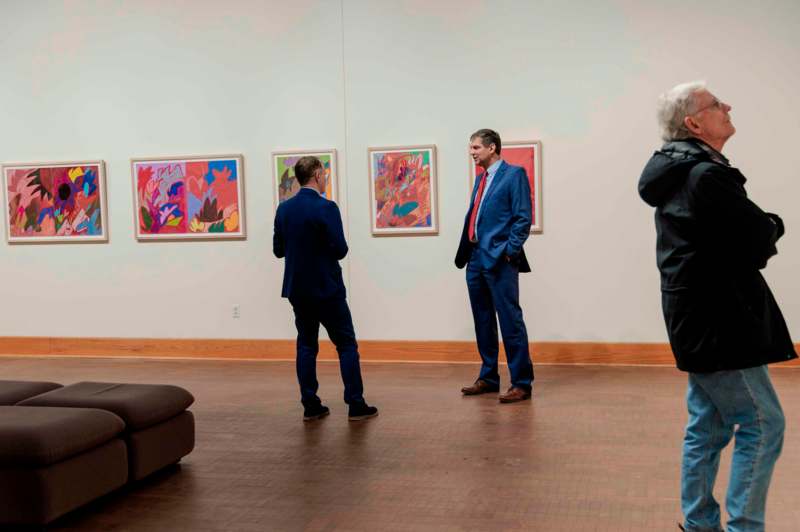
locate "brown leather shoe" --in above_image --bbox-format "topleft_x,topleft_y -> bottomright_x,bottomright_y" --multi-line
498,386 -> 531,403
461,379 -> 499,395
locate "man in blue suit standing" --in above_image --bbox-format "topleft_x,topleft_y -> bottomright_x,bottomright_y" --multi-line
455,129 -> 534,403
273,156 -> 378,421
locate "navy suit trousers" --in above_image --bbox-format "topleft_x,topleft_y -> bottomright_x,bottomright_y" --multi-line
466,252 -> 534,391
290,297 -> 365,407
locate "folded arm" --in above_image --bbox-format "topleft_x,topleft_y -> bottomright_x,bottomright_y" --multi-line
691,165 -> 779,269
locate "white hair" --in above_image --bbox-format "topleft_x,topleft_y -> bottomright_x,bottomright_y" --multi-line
657,80 -> 706,142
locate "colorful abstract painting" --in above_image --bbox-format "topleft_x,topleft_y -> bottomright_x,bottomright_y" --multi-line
471,140 -> 543,233
132,155 -> 245,240
272,149 -> 337,210
3,161 -> 107,243
368,145 -> 438,236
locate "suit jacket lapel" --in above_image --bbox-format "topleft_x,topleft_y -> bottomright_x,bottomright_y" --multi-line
480,160 -> 506,208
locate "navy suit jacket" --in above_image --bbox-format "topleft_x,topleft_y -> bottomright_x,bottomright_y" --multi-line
454,160 -> 532,272
273,188 -> 348,300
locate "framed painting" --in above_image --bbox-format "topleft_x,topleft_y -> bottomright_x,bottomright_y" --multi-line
470,140 -> 543,233
368,145 -> 438,236
272,149 -> 337,210
2,160 -> 108,243
132,154 -> 245,240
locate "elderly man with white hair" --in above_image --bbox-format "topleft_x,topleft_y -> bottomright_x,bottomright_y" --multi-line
638,81 -> 796,531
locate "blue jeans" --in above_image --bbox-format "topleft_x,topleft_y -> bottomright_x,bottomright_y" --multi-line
681,365 -> 785,532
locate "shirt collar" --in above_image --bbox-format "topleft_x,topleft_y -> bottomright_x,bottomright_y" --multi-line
485,159 -> 503,177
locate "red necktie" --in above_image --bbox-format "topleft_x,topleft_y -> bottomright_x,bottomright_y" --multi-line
468,172 -> 487,242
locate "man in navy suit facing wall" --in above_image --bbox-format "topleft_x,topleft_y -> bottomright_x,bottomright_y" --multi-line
273,156 -> 378,422
455,129 -> 534,403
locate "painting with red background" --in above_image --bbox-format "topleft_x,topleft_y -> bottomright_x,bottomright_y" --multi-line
474,145 -> 537,221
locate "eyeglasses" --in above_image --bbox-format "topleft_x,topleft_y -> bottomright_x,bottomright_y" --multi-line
692,97 -> 726,114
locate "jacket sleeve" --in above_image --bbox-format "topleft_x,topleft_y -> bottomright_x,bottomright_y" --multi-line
454,177 -> 482,268
766,212 -> 785,240
323,201 -> 348,260
690,164 -> 779,269
504,167 -> 533,257
272,207 -> 285,259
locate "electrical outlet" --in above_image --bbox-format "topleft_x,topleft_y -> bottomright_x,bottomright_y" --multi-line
232,304 -> 240,319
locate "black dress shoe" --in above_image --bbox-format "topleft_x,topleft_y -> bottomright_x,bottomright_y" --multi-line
303,404 -> 330,421
348,403 -> 378,421
461,379 -> 500,395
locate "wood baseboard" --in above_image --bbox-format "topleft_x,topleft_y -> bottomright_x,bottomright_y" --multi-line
0,336 -> 798,367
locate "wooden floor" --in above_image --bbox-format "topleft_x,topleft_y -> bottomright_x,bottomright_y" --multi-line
2,357 -> 799,531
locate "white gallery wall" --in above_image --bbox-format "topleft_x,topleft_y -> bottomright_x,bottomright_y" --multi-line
0,0 -> 798,345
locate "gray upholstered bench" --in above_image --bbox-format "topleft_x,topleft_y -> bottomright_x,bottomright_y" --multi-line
0,405 -> 128,526
20,382 -> 195,481
0,379 -> 62,405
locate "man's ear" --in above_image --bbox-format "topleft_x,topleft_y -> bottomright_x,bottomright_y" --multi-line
684,115 -> 701,136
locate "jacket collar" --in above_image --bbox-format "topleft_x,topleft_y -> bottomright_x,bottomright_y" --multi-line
298,187 -> 321,197
693,139 -> 730,167
661,138 -> 730,167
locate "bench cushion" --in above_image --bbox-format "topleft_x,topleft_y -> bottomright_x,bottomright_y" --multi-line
19,381 -> 195,431
0,438 -> 127,525
128,410 -> 195,480
0,380 -> 62,405
0,406 -> 125,467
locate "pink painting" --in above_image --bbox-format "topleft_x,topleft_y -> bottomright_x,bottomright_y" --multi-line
369,145 -> 438,236
3,161 -> 107,243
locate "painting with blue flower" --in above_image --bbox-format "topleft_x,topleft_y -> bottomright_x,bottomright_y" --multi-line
2,161 -> 108,243
132,154 -> 246,240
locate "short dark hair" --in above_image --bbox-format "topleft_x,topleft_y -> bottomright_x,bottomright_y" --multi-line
470,128 -> 502,155
294,156 -> 323,186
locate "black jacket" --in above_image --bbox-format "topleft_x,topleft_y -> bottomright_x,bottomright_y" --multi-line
273,188 -> 347,300
638,139 -> 796,372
